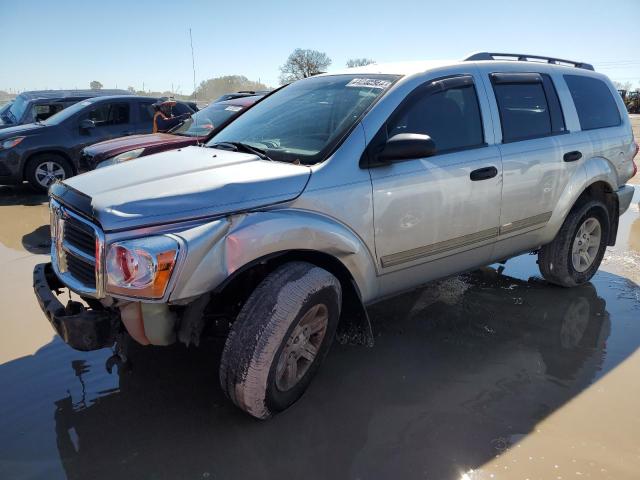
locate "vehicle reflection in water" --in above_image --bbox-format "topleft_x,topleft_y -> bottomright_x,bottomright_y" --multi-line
27,266 -> 632,480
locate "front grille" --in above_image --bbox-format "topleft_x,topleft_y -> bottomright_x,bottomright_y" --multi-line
51,199 -> 105,298
63,218 -> 95,257
66,254 -> 97,288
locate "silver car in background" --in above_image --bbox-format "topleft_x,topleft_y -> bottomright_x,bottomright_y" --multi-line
34,52 -> 637,419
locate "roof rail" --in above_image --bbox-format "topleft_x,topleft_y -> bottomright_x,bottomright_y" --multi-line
464,52 -> 594,71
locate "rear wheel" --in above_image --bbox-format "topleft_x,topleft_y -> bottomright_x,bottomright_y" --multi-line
219,262 -> 342,419
26,154 -> 73,192
538,200 -> 609,287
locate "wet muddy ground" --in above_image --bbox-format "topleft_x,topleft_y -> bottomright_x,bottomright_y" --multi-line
1,120 -> 639,480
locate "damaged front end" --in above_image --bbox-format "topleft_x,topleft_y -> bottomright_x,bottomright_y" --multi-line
33,263 -> 121,351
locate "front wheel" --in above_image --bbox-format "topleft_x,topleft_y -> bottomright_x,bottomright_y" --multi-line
219,262 -> 342,419
25,154 -> 73,192
538,200 -> 610,287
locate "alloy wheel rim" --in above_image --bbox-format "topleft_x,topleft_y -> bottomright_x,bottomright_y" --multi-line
35,161 -> 66,188
571,217 -> 601,273
275,303 -> 329,392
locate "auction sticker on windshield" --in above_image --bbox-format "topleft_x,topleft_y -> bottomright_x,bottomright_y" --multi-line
225,106 -> 243,112
346,78 -> 392,89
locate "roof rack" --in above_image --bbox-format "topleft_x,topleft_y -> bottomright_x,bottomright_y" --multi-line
464,52 -> 594,71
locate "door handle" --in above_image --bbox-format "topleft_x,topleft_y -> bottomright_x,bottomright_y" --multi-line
470,166 -> 498,181
563,151 -> 582,162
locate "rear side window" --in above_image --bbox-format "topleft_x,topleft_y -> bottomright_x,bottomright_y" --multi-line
564,75 -> 620,130
85,102 -> 130,126
493,81 -> 551,142
491,73 -> 566,143
139,102 -> 154,122
387,77 -> 484,153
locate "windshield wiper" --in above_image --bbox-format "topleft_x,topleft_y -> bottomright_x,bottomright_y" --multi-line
167,120 -> 187,133
210,141 -> 273,161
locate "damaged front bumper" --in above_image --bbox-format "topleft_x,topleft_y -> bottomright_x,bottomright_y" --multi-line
33,263 -> 121,351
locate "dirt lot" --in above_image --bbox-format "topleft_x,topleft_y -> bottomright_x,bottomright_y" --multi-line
0,120 -> 639,479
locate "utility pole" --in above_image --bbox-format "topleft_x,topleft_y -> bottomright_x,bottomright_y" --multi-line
189,28 -> 196,100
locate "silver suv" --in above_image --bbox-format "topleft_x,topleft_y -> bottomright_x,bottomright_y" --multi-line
34,52 -> 637,419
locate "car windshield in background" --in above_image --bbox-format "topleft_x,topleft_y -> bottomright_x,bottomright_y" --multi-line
6,95 -> 29,123
171,102 -> 248,137
206,74 -> 399,164
41,99 -> 95,125
0,102 -> 12,123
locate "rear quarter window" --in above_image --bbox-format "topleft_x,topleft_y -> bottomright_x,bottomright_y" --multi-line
564,75 -> 621,130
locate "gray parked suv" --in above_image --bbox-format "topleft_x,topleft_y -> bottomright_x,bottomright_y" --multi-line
34,52 -> 637,419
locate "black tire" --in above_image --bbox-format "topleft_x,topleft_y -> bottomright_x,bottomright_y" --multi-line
25,154 -> 73,192
220,262 -> 342,419
538,200 -> 610,287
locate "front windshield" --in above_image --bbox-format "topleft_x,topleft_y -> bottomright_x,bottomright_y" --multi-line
6,95 -> 28,123
42,99 -> 94,125
206,74 -> 399,164
171,102 -> 249,137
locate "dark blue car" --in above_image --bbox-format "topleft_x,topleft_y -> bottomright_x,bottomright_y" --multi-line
0,95 -> 193,191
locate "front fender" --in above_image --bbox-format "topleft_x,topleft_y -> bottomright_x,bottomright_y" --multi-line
169,210 -> 379,304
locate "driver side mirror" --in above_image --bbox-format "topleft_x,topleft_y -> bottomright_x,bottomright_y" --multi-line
376,133 -> 436,164
80,119 -> 96,131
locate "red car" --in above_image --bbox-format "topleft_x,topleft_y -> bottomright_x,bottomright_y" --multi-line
81,95 -> 263,170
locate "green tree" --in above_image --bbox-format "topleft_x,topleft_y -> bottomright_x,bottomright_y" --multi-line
192,75 -> 268,102
279,49 -> 332,84
90,80 -> 103,90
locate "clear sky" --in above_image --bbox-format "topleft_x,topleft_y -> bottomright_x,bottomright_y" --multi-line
2,0 -> 639,93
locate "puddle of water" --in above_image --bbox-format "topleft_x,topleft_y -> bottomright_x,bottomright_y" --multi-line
0,186 -> 638,479
0,186 -> 54,363
0,185 -> 49,254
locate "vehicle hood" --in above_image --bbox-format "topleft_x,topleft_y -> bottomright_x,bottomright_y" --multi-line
0,122 -> 46,138
83,133 -> 197,157
60,146 -> 312,231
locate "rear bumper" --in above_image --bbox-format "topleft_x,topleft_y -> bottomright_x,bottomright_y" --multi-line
616,184 -> 635,215
33,263 -> 120,351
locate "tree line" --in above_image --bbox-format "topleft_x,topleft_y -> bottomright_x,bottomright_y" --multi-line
84,50 -> 377,102
5,49 -> 640,105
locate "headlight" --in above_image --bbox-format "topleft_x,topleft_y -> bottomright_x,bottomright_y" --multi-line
96,148 -> 145,169
0,136 -> 25,150
105,236 -> 179,299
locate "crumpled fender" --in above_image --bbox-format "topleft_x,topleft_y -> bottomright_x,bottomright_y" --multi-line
169,210 -> 379,305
